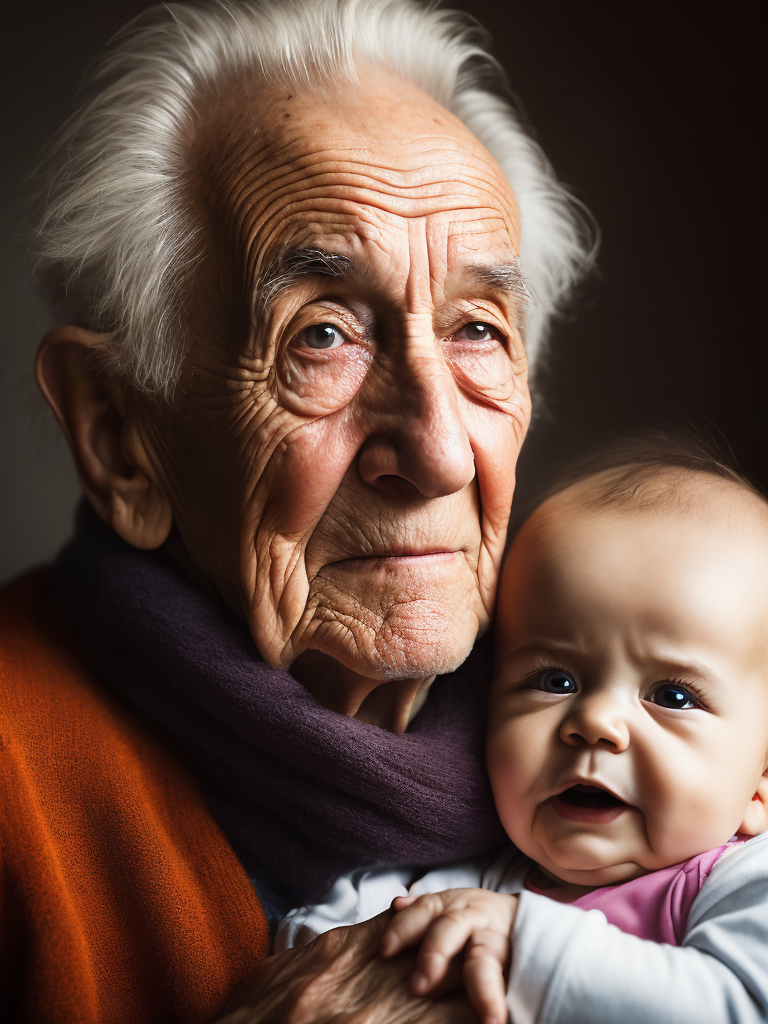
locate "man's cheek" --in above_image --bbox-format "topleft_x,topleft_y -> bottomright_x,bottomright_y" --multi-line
240,413 -> 362,540
469,397 -> 529,509
245,528 -> 316,667
237,429 -> 367,655
277,345 -> 372,416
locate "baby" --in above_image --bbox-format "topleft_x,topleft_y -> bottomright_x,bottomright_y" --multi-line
279,441 -> 768,1023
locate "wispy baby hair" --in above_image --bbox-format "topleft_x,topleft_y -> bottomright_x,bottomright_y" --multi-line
513,428 -> 765,535
29,0 -> 596,401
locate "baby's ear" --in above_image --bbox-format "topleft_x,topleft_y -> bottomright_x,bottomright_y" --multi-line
739,772 -> 768,836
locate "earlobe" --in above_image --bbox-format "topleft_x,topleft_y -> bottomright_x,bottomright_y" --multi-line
35,326 -> 173,550
739,772 -> 768,836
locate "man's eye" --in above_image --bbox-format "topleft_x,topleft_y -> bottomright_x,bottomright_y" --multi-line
647,683 -> 699,710
527,669 -> 578,695
453,321 -> 499,343
300,323 -> 346,350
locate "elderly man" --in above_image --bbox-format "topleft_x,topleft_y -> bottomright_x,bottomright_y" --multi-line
1,0 -> 591,1021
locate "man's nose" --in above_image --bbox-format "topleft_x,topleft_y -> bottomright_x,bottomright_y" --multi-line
357,348 -> 476,498
559,693 -> 631,753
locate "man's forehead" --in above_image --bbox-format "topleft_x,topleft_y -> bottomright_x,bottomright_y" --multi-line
207,133 -> 519,234
192,69 -> 520,278
200,64 -> 503,169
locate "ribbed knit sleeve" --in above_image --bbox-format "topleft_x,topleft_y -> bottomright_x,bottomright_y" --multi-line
0,570 -> 269,1024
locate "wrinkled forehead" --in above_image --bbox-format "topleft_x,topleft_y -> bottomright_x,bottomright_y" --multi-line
189,67 -> 520,288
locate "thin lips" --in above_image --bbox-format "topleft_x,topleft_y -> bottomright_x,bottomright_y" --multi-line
378,550 -> 458,559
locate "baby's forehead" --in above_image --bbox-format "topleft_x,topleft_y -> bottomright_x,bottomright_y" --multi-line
499,466 -> 768,683
527,465 -> 768,546
505,466 -> 768,604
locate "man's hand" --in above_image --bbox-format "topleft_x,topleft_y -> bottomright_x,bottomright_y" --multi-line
215,909 -> 478,1024
380,888 -> 518,1024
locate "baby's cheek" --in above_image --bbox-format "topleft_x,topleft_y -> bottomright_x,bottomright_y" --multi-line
642,770 -> 738,867
485,728 -> 527,812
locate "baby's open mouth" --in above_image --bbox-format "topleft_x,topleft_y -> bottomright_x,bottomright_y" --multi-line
551,784 -> 628,823
558,784 -> 626,808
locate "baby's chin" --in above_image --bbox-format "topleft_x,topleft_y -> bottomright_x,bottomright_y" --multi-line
538,858 -> 651,890
518,834 -> 652,889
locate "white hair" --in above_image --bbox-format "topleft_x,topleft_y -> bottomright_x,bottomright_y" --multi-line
31,0 -> 596,401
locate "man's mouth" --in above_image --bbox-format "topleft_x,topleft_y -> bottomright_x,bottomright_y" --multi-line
550,784 -> 629,824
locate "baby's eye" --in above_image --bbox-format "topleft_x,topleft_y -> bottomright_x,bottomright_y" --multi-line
527,669 -> 578,695
647,683 -> 699,710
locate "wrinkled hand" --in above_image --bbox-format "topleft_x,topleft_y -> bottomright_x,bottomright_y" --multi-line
215,909 -> 478,1024
380,888 -> 518,1024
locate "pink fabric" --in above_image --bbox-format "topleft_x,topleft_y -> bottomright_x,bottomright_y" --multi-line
528,844 -> 737,944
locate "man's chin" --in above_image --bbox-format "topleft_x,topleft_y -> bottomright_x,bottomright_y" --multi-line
305,602 -> 482,682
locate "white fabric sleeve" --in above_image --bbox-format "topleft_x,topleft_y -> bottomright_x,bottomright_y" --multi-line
507,833 -> 768,1024
275,865 -> 415,951
275,854 -> 505,952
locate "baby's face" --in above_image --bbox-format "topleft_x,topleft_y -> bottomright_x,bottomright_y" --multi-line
488,474 -> 768,888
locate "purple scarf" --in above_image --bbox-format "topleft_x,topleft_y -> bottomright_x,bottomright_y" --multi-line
53,504 -> 504,905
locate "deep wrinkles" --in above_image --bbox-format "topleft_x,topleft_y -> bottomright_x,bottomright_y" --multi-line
192,112 -> 518,300
171,75 -> 528,684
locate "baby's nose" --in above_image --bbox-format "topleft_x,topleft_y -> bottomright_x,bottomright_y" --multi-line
559,693 -> 630,752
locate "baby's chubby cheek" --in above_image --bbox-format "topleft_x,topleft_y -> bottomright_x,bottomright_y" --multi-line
484,718 -> 534,835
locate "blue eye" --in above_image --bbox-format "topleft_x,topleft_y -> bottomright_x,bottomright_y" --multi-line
303,323 -> 344,349
528,669 -> 578,695
648,684 -> 699,710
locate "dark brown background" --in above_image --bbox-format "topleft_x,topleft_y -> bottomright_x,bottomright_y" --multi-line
1,1 -> 762,583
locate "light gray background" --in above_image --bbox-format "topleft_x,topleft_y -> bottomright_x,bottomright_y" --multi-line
1,1 -> 761,585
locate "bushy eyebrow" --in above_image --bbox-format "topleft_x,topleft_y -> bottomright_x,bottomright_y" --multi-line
254,248 -> 528,319
461,261 -> 529,303
255,247 -> 359,318
281,247 -> 356,279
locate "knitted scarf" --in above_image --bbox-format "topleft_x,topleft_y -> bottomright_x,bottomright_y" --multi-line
53,504 -> 504,905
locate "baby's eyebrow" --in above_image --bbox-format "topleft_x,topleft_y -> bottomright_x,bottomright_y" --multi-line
502,639 -> 579,660
643,656 -> 722,687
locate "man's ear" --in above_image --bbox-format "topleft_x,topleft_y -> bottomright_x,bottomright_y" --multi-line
739,771 -> 768,836
36,325 -> 173,550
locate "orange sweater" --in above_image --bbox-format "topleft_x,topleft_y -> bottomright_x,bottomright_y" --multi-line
0,570 -> 270,1024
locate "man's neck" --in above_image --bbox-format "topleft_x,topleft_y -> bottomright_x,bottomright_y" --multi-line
290,648 -> 435,733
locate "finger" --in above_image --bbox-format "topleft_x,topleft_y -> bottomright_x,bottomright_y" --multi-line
379,894 -> 420,959
391,893 -> 420,911
463,942 -> 509,1024
380,893 -> 446,958
425,952 -> 465,1000
411,913 -> 482,994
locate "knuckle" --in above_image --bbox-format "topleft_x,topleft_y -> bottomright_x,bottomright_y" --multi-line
442,908 -> 472,925
465,942 -> 492,960
416,892 -> 444,912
